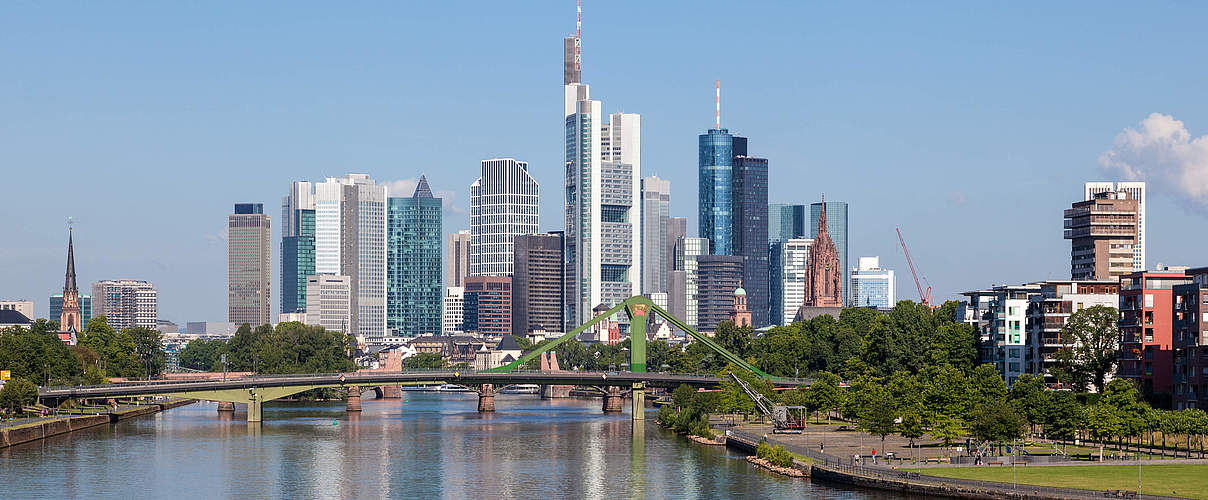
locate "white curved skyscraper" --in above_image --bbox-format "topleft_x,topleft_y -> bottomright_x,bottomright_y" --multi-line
470,158 -> 539,277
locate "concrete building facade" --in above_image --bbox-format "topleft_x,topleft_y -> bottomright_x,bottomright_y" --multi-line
228,203 -> 272,326
305,274 -> 351,334
470,158 -> 539,277
447,230 -> 470,288
641,176 -> 671,295
513,233 -> 564,337
1065,189 -> 1139,280
1086,181 -> 1146,272
91,279 -> 157,331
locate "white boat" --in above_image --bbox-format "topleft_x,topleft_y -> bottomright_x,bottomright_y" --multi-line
437,384 -> 472,392
500,384 -> 540,394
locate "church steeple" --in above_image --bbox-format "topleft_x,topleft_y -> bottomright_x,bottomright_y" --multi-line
64,227 -> 77,292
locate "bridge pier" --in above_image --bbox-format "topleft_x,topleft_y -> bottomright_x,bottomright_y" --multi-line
346,386 -> 362,412
631,382 -> 645,421
380,385 -> 402,399
248,400 -> 262,423
478,384 -> 495,413
217,401 -> 235,413
602,386 -> 623,413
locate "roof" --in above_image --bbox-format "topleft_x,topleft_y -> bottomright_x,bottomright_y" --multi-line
734,287 -> 747,296
497,335 -> 521,351
0,309 -> 33,325
413,175 -> 434,198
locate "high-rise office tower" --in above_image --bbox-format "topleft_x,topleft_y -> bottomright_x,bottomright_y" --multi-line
1065,189 -> 1139,280
770,238 -> 812,326
641,176 -> 671,294
733,155 -> 769,327
442,286 -> 465,335
699,127 -> 740,256
470,158 -> 539,277
282,181 -> 315,315
1085,182 -> 1146,271
305,274 -> 350,333
665,217 -> 687,296
447,230 -> 471,288
562,11 -> 641,329
513,232 -> 564,336
695,255 -> 744,333
462,276 -> 512,336
228,203 -> 271,326
810,199 -> 849,305
386,176 -> 443,337
313,179 -> 344,275
91,279 -> 157,331
671,237 -> 709,328
850,256 -> 895,309
338,174 -> 388,340
769,204 -> 807,243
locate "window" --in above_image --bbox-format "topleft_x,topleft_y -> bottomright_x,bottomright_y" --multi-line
1145,294 -> 1154,308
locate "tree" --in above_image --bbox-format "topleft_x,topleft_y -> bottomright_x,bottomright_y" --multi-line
968,363 -> 1008,409
929,322 -> 979,371
1052,305 -> 1119,393
1086,403 -> 1123,461
0,324 -> 83,384
402,353 -> 446,370
79,317 -> 140,377
672,384 -> 697,411
807,371 -> 844,423
899,409 -> 928,463
1043,391 -> 1086,451
179,339 -> 226,371
713,321 -> 752,360
859,387 -> 898,454
969,401 -> 1026,451
0,377 -> 39,415
1008,373 -> 1051,433
921,364 -> 972,421
1101,379 -> 1149,452
126,327 -> 166,377
931,413 -> 966,459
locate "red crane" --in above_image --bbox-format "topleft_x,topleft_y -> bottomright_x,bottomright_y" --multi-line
896,228 -> 932,306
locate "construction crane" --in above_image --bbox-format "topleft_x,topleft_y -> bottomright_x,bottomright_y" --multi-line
728,373 -> 805,433
896,227 -> 932,306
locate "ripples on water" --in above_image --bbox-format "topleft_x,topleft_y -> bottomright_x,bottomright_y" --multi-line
1,394 -> 896,499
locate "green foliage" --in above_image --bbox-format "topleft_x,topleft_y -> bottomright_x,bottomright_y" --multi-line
931,413 -> 966,449
402,353 -> 446,370
929,322 -> 979,371
899,409 -> 928,442
178,339 -> 227,371
806,371 -> 845,421
1043,391 -> 1086,441
0,377 -> 39,414
0,324 -> 83,384
1052,305 -> 1120,393
80,317 -> 141,377
857,382 -> 898,445
969,363 -> 1008,408
718,363 -> 771,414
126,327 -> 166,376
969,400 -> 1027,443
1100,378 -> 1148,439
672,384 -> 697,410
757,441 -> 796,468
1008,373 -> 1052,427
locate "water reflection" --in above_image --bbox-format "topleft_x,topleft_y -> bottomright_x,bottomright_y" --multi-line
1,394 -> 899,499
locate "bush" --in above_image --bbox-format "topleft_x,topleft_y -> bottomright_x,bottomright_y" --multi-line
756,441 -> 795,467
657,405 -> 676,426
0,377 -> 39,414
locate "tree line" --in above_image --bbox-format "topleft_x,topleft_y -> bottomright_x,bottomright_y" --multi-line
178,322 -> 355,375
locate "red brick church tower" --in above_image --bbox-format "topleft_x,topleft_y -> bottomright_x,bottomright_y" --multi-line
729,283 -> 752,328
59,227 -> 81,344
804,196 -> 843,308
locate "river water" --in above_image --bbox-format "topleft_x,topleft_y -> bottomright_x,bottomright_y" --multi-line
2,393 -> 893,499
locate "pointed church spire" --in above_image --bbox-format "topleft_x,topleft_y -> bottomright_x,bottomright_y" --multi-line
64,226 -> 77,293
818,194 -> 828,234
413,175 -> 434,198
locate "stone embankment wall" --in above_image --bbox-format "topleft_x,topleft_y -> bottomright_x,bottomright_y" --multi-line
2,399 -> 196,448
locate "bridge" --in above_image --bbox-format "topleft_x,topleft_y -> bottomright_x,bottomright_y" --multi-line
38,296 -> 807,422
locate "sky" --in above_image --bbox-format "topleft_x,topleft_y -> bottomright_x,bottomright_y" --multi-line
3,2 -> 1208,324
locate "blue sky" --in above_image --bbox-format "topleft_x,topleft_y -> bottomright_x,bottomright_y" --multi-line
3,2 -> 1208,323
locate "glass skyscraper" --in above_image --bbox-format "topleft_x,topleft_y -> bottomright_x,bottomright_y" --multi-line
733,155 -> 769,327
49,294 -> 91,326
386,176 -> 443,337
810,201 -> 850,306
698,129 -> 745,256
470,158 -> 539,277
281,208 -> 315,314
769,203 -> 807,243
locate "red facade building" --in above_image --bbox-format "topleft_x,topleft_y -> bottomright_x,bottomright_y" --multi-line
1119,270 -> 1190,398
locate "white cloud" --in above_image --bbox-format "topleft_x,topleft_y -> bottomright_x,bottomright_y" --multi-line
1099,113 -> 1208,212
384,178 -> 418,197
384,179 -> 466,217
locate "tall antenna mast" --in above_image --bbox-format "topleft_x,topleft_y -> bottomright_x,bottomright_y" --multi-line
575,0 -> 582,74
715,80 -> 721,129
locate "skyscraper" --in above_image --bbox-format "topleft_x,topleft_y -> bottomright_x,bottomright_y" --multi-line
462,276 -> 512,336
671,236 -> 709,328
699,128 -> 738,256
1085,181 -> 1146,272
770,238 -> 812,326
641,176 -> 671,294
339,174 -> 388,340
810,199 -> 849,305
442,286 -> 465,335
665,217 -> 687,297
447,230 -> 470,288
769,203 -> 807,243
282,181 -> 315,315
850,256 -> 896,309
513,232 -> 563,337
563,11 -> 642,329
695,255 -> 744,333
386,176 -> 443,337
228,203 -> 271,326
305,274 -> 350,334
92,279 -> 157,331
733,155 -> 769,327
470,158 -> 539,277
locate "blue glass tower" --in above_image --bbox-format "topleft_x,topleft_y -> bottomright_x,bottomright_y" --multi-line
281,209 -> 315,314
386,176 -> 443,337
733,155 -> 769,327
810,201 -> 850,306
699,129 -> 746,256
769,204 -> 807,243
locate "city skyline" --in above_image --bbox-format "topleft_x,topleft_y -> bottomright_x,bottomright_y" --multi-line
4,3 -> 1208,323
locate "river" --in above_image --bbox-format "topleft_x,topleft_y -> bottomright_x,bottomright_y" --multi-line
1,393 -> 895,499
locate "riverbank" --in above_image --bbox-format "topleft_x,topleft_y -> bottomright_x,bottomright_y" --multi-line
1,398 -> 195,449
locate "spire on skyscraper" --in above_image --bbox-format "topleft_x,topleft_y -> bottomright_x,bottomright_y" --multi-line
414,175 -> 434,198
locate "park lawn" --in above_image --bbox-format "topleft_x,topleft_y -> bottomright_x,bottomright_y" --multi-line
923,464 -> 1208,499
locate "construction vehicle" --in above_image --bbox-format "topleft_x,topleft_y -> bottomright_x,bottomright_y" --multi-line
896,227 -> 932,306
729,373 -> 806,433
